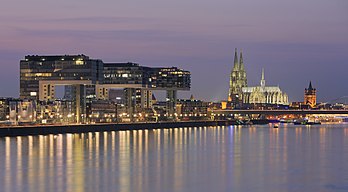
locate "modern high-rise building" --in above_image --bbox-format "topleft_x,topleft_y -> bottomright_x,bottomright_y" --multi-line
99,63 -> 190,116
20,55 -> 191,122
228,49 -> 247,104
20,54 -> 103,101
304,81 -> 316,108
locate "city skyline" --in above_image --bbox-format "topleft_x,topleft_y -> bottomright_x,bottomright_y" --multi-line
0,0 -> 348,102
1,2 -> 348,192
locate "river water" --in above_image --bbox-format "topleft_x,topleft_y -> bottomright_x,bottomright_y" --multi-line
1,124 -> 348,192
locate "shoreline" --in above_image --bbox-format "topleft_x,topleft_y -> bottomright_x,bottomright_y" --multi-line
0,120 -> 269,137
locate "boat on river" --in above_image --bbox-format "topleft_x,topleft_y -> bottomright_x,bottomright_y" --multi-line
293,119 -> 321,125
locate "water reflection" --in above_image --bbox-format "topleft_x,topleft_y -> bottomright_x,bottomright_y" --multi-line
1,125 -> 348,192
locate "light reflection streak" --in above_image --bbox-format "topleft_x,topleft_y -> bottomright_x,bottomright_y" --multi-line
138,130 -> 144,192
318,127 -> 329,183
39,135 -> 45,192
233,126 -> 242,188
119,131 -> 130,192
5,137 -> 11,192
73,134 -> 85,192
56,134 -> 64,192
48,135 -> 55,190
282,128 -> 288,171
295,127 -> 302,144
65,134 -> 73,192
16,137 -> 22,190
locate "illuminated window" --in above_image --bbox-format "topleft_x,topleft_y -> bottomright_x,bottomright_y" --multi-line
75,59 -> 84,65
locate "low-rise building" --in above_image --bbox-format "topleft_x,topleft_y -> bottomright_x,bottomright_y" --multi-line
176,96 -> 209,120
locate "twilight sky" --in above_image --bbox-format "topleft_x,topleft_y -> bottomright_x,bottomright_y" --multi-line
0,0 -> 347,102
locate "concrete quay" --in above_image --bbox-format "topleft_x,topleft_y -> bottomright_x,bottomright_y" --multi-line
0,120 -> 258,137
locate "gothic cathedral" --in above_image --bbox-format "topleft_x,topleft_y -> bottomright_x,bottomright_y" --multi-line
228,49 -> 247,104
228,49 -> 289,106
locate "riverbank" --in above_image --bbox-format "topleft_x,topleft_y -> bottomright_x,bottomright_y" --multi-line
0,119 -> 269,137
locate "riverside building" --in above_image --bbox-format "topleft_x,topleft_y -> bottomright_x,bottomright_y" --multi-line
176,95 -> 209,120
20,55 -> 191,123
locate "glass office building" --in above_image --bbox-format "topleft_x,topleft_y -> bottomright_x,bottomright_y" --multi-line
20,54 -> 191,122
20,54 -> 103,100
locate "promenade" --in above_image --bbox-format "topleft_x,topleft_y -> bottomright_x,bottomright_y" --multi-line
0,120 -> 238,137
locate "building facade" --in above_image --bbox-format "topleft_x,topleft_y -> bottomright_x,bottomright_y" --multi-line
0,98 -> 10,121
20,55 -> 103,101
176,95 -> 209,120
304,81 -> 316,108
242,69 -> 289,105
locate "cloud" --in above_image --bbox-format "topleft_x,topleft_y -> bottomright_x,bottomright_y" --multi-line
48,16 -> 154,24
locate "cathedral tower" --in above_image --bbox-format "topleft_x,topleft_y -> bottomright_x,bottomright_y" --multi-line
260,68 -> 265,88
228,49 -> 247,105
304,81 -> 316,108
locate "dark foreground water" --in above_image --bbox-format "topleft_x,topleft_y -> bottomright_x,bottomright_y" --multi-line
1,124 -> 348,192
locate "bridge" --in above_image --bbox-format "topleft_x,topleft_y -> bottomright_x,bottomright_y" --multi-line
212,109 -> 348,116
326,96 -> 348,105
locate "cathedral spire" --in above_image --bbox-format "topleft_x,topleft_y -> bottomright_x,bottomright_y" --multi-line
308,81 -> 313,90
239,49 -> 244,70
233,48 -> 239,69
261,68 -> 265,87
